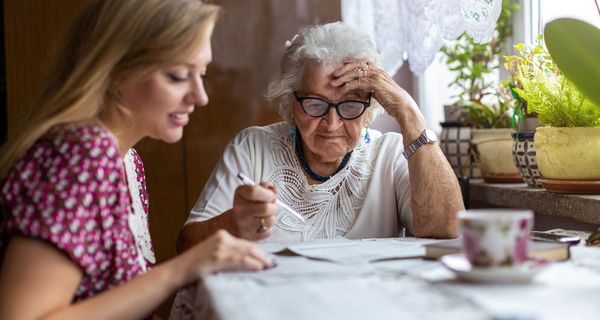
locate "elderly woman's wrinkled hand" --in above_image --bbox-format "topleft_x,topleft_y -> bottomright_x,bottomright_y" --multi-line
330,59 -> 416,119
232,182 -> 279,241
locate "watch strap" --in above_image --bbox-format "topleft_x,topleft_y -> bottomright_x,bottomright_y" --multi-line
402,129 -> 433,159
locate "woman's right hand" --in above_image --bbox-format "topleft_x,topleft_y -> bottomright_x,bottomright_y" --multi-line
179,230 -> 273,284
231,183 -> 279,240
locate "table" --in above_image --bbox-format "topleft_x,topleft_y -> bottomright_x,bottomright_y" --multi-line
169,238 -> 600,320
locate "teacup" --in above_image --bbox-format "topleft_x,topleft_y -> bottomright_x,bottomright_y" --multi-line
458,209 -> 533,268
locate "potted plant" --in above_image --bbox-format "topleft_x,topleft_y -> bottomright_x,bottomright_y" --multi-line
544,17 -> 600,241
439,0 -> 521,182
510,32 -> 600,191
503,38 -> 551,187
465,91 -> 522,183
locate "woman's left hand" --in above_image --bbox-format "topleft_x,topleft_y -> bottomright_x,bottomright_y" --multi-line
330,59 -> 416,120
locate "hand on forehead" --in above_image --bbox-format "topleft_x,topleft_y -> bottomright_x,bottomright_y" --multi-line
300,62 -> 370,100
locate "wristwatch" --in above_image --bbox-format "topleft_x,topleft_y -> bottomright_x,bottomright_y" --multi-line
402,129 -> 437,159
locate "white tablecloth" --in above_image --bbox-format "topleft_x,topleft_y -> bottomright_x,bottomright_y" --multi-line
169,239 -> 600,320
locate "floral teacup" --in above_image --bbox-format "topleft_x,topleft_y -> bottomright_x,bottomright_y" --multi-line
458,209 -> 533,268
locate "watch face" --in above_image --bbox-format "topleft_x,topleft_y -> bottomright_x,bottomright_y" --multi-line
424,129 -> 438,143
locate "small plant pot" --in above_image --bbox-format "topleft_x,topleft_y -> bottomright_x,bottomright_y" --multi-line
471,128 -> 522,183
511,131 -> 542,187
535,127 -> 600,179
440,122 -> 480,178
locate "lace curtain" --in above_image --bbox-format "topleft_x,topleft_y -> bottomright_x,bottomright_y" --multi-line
341,0 -> 502,76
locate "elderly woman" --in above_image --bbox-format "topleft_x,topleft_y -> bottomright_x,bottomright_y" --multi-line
177,22 -> 463,250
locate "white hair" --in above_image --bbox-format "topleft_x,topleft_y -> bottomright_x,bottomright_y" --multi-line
266,22 -> 384,124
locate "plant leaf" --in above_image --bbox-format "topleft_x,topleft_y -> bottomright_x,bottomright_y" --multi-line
544,18 -> 600,107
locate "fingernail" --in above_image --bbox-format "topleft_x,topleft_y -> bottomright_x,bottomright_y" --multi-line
268,258 -> 278,269
263,263 -> 276,270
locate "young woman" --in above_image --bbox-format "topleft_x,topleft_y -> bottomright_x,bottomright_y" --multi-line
0,0 -> 276,319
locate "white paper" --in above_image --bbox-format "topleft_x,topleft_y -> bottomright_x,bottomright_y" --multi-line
221,255 -> 378,285
286,237 -> 438,264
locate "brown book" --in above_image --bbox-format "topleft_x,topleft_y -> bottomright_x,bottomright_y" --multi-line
424,239 -> 570,261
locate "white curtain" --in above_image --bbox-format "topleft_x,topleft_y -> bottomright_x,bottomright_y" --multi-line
341,0 -> 502,76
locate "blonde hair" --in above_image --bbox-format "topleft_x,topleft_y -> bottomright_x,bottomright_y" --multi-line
0,0 -> 219,179
266,22 -> 383,125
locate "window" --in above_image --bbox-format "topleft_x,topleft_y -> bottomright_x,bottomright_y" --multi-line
418,0 -> 600,133
417,54 -> 460,134
539,0 -> 600,34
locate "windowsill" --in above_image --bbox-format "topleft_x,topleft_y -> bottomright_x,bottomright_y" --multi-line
469,179 -> 600,228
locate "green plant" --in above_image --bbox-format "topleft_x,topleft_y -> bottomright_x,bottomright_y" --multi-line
503,36 -> 552,127
441,0 -> 519,128
505,40 -> 600,127
544,18 -> 600,108
462,89 -> 512,129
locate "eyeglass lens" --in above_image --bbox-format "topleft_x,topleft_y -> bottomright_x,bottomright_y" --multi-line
301,98 -> 366,119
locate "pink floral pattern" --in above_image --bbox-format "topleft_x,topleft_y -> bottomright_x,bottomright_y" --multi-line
460,216 -> 532,267
514,218 -> 531,264
0,124 -> 153,302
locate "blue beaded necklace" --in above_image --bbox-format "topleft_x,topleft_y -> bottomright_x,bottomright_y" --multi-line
294,128 -> 352,182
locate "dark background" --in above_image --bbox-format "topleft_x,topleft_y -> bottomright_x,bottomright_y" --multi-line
1,0 -> 6,147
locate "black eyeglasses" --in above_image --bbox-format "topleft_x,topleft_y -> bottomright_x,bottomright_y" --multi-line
293,92 -> 371,120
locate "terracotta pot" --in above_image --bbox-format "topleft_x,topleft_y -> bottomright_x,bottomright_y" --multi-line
471,128 -> 521,182
535,127 -> 600,179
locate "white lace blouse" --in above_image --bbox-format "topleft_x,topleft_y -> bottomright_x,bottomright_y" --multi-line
186,122 -> 413,243
124,149 -> 156,271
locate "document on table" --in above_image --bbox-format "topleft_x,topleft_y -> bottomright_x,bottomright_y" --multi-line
221,238 -> 446,285
285,237 -> 440,264
222,255 -> 377,285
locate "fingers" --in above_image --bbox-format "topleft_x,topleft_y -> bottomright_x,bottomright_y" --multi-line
329,61 -> 380,95
264,214 -> 276,227
256,217 -> 269,233
213,230 -> 273,270
253,215 -> 276,240
236,184 -> 276,203
259,181 -> 277,196
234,204 -> 278,240
332,60 -> 372,78
233,185 -> 278,240
193,230 -> 273,275
241,245 -> 274,270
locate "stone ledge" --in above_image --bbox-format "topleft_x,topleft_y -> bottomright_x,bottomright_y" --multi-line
470,179 -> 600,225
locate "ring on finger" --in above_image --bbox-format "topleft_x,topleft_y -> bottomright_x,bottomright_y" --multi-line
256,218 -> 269,233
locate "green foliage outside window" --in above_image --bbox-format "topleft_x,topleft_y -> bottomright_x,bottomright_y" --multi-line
441,0 -> 519,128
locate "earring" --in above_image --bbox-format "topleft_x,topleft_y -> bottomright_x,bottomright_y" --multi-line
289,126 -> 296,140
364,126 -> 371,144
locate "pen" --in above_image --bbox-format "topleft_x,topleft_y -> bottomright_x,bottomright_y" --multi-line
236,173 -> 306,223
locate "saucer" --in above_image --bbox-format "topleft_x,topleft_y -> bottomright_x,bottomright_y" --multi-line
537,178 -> 600,194
440,253 -> 549,283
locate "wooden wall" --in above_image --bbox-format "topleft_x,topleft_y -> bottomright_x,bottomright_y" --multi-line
4,0 -> 86,135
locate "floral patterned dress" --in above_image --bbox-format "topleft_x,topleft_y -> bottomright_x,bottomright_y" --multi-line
0,123 -> 155,302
